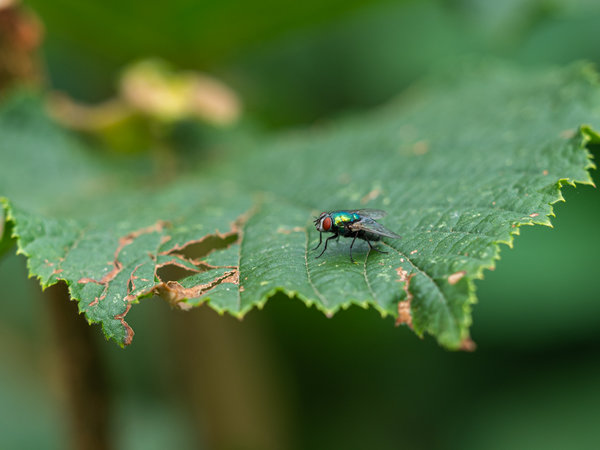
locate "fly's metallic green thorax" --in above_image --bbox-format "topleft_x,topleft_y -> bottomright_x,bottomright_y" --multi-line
331,211 -> 361,227
312,209 -> 401,263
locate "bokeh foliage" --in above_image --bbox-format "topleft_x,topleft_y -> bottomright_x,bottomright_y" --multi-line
1,0 -> 600,449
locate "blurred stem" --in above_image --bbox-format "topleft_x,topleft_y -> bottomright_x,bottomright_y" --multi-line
46,283 -> 110,450
0,1 -> 44,94
170,307 -> 293,450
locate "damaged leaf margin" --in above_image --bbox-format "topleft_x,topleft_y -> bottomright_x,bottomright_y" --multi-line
0,196 -> 251,346
386,126 -> 597,349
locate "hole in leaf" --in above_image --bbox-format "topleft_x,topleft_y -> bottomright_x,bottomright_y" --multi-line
156,264 -> 199,282
170,233 -> 238,260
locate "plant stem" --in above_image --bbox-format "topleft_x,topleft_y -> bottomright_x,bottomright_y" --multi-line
170,306 -> 293,450
46,282 -> 110,450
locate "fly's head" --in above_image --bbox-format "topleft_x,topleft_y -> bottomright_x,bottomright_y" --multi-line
314,212 -> 332,232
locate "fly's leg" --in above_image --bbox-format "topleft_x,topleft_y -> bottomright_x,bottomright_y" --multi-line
349,232 -> 359,263
312,232 -> 323,250
316,234 -> 338,259
366,239 -> 387,254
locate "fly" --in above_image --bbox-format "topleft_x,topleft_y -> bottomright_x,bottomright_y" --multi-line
313,209 -> 401,263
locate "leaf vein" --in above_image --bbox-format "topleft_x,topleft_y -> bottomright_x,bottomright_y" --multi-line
362,249 -> 379,307
304,228 -> 329,308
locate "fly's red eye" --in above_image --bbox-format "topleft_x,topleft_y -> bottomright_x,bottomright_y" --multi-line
323,217 -> 332,231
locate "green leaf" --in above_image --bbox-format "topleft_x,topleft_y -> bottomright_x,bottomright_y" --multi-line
1,62 -> 598,349
0,208 -> 14,257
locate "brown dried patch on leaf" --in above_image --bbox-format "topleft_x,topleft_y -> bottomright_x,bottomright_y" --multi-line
396,267 -> 410,282
448,270 -> 466,285
396,300 -> 413,328
220,270 -> 239,285
114,303 -> 134,346
560,129 -> 575,139
276,226 -> 304,234
395,266 -> 415,328
124,263 -> 144,302
152,269 -> 238,309
78,277 -> 102,285
360,188 -> 382,205
413,140 -> 429,155
459,337 -> 477,352
529,213 -> 539,218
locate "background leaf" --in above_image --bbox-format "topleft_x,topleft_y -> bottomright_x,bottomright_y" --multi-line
1,62 -> 598,349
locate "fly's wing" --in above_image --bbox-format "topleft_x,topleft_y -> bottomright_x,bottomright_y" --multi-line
349,217 -> 401,239
348,209 -> 387,219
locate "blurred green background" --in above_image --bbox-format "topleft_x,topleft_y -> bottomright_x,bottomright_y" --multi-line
1,0 -> 600,449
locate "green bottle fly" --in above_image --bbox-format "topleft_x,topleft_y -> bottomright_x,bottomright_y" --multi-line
313,209 -> 401,263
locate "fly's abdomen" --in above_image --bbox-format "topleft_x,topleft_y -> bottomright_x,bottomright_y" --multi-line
363,231 -> 382,241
